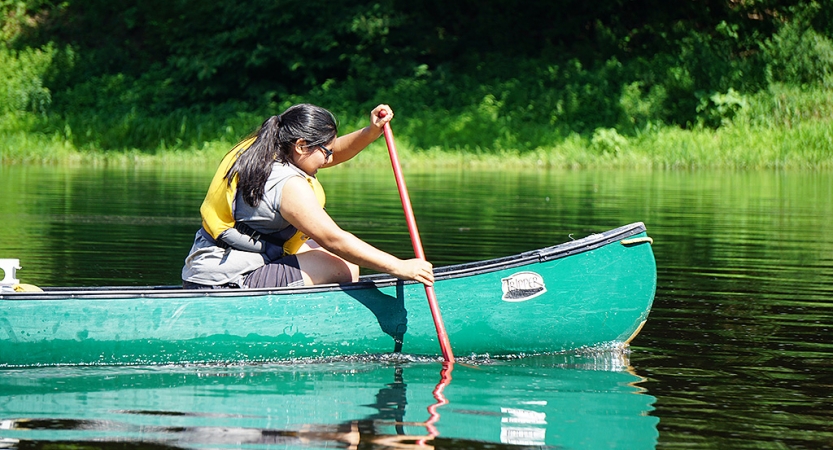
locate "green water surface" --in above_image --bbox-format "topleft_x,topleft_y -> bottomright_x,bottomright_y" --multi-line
1,165 -> 831,449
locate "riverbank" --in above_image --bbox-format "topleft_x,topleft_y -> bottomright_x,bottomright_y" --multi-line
3,114 -> 831,170
4,1 -> 833,171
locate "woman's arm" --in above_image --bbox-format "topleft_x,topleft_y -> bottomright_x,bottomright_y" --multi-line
323,104 -> 393,168
280,176 -> 434,285
217,227 -> 269,253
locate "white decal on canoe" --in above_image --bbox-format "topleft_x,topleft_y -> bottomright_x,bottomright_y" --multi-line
501,271 -> 546,302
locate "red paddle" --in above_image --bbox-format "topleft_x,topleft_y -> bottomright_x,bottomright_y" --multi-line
379,110 -> 454,363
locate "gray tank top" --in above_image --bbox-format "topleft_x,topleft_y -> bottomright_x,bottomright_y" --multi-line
181,162 -> 311,286
234,162 -> 307,233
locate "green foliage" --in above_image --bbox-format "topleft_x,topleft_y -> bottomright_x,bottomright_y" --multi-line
618,82 -> 667,132
1,0 -> 832,168
696,88 -> 750,128
590,128 -> 630,156
736,83 -> 833,128
0,112 -> 74,163
762,19 -> 833,87
0,44 -> 54,114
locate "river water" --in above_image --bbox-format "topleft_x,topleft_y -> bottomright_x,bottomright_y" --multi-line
0,165 -> 831,449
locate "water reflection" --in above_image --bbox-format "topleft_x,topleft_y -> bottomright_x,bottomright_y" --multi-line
3,166 -> 832,448
0,353 -> 658,449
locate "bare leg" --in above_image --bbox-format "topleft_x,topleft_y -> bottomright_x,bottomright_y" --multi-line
295,240 -> 360,285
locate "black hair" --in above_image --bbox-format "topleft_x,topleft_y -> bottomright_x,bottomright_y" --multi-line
227,103 -> 337,207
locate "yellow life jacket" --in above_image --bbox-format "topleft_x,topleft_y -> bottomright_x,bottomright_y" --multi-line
200,138 -> 326,255
200,137 -> 256,240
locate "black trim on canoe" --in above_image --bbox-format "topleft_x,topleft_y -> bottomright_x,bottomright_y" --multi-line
0,222 -> 647,300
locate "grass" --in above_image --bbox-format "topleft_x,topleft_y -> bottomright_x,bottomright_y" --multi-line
3,83 -> 833,170
3,115 -> 832,170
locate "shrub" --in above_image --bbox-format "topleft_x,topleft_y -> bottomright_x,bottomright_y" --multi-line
590,128 -> 629,156
696,88 -> 750,128
0,44 -> 54,114
762,18 -> 833,88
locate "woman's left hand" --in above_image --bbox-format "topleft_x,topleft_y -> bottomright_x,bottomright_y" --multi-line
370,104 -> 393,131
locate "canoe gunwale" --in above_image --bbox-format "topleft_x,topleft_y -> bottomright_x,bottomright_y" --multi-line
0,222 -> 648,301
429,221 -> 648,278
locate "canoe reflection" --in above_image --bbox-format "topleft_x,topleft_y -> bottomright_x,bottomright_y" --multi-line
0,352 -> 658,449
2,418 -> 548,449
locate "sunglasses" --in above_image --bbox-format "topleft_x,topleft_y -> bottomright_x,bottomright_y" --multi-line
319,144 -> 333,159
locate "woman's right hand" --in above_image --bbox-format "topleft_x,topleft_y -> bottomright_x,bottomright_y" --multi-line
394,258 -> 434,286
370,104 -> 393,132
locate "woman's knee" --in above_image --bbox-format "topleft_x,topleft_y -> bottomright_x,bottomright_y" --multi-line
296,249 -> 357,285
347,261 -> 360,282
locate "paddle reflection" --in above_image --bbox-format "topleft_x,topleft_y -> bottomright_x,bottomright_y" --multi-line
423,362 -> 453,441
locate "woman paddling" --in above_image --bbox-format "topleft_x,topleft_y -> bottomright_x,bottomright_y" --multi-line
182,103 -> 434,289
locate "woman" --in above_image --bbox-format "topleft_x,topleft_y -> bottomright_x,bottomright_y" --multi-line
182,103 -> 434,289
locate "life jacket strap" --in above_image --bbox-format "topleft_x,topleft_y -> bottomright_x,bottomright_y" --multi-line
208,222 -> 299,250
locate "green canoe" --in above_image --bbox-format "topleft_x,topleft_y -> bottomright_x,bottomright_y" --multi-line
0,222 -> 656,367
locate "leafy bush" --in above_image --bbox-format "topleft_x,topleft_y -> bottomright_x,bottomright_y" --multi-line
696,88 -> 750,128
2,0 -> 832,163
0,44 -> 54,114
737,83 -> 833,128
590,128 -> 629,156
762,21 -> 833,88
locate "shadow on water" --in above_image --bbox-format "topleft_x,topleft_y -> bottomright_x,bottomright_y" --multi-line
0,353 -> 658,449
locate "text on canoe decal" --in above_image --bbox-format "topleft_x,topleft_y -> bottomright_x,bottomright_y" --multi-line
501,271 -> 546,302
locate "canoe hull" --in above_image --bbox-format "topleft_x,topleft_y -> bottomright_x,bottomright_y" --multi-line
0,223 -> 656,366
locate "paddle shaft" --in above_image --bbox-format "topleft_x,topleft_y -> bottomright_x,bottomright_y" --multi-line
379,111 -> 454,363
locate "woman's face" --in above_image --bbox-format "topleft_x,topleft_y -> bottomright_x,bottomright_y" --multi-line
292,137 -> 336,176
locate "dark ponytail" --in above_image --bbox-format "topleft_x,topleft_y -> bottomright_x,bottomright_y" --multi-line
227,104 -> 338,207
